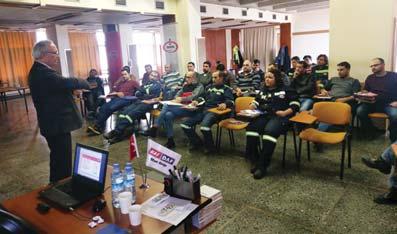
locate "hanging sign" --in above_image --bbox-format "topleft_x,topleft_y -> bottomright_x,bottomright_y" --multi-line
163,39 -> 178,53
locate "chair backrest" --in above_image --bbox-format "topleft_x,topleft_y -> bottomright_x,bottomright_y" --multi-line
0,208 -> 38,234
235,97 -> 255,113
312,102 -> 351,125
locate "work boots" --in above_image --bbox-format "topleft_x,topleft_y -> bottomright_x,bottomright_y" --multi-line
361,157 -> 391,174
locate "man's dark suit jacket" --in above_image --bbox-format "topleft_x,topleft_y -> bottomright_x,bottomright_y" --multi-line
28,62 -> 89,136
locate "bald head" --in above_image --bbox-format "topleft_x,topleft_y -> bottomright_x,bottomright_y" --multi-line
242,60 -> 252,73
164,64 -> 172,73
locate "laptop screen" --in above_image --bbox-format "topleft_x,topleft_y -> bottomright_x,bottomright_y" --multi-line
73,144 -> 108,184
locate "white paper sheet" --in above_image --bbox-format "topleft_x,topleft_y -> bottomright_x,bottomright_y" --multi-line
141,194 -> 198,226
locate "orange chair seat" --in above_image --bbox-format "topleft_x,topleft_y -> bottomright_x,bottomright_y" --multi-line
219,118 -> 249,130
151,109 -> 161,117
299,128 -> 346,144
368,112 -> 388,119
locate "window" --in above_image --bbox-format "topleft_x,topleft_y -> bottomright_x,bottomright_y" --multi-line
272,14 -> 277,20
259,12 -> 263,18
242,10 -> 247,16
200,5 -> 206,13
223,8 -> 229,15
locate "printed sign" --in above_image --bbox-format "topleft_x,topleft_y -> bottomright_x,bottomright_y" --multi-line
163,39 -> 178,53
146,139 -> 181,174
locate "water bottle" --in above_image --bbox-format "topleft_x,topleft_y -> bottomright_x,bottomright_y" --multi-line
124,162 -> 136,203
111,163 -> 124,208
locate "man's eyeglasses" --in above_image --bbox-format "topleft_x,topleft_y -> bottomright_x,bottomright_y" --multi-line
46,51 -> 59,55
370,63 -> 381,68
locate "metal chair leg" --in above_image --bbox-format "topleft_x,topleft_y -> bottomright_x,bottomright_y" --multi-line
298,138 -> 302,169
307,141 -> 311,161
228,130 -> 233,147
282,132 -> 287,168
292,127 -> 298,162
231,131 -> 235,146
340,140 -> 346,180
348,133 -> 352,168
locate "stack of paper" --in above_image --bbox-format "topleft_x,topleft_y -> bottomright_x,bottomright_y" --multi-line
192,185 -> 223,229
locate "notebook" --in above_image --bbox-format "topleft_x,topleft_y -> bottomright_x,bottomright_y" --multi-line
39,143 -> 109,210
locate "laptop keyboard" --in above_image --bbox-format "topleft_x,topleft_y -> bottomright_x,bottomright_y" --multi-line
56,182 -> 73,195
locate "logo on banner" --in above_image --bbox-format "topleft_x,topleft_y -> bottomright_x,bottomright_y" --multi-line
146,139 -> 181,174
163,39 -> 178,53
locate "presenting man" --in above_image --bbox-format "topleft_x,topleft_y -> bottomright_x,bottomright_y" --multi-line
29,40 -> 89,183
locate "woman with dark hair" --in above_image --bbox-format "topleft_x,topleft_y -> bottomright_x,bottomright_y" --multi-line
245,69 -> 300,179
312,54 -> 329,88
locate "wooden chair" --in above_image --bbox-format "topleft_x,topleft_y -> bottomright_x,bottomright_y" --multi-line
217,97 -> 254,148
297,102 -> 352,179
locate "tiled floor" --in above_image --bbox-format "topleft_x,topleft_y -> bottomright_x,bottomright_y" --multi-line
1,96 -> 397,233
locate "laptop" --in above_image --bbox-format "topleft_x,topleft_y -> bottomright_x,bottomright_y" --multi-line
39,143 -> 109,210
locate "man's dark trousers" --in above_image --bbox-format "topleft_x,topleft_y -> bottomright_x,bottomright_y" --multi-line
45,132 -> 72,183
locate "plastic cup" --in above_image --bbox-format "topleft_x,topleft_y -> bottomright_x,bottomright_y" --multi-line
128,204 -> 142,226
118,191 -> 133,214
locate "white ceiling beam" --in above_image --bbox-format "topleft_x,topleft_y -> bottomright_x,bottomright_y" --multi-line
285,1 -> 328,11
239,0 -> 261,5
273,0 -> 328,9
258,0 -> 301,8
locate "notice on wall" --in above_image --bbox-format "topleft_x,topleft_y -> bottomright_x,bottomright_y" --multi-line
146,139 -> 181,175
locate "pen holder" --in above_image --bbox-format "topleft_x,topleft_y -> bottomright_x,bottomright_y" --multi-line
164,175 -> 200,201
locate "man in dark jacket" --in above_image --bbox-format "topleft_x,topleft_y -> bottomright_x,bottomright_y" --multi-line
28,40 -> 89,183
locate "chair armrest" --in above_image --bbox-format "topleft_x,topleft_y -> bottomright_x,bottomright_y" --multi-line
207,107 -> 232,115
289,112 -> 317,125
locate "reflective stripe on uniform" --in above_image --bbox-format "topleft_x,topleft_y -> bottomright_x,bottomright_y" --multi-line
315,69 -> 328,73
200,126 -> 211,131
246,131 -> 260,137
262,135 -> 277,143
119,114 -> 133,123
180,124 -> 191,129
289,101 -> 301,107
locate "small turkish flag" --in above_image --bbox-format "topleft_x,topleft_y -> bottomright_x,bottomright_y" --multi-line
129,134 -> 140,160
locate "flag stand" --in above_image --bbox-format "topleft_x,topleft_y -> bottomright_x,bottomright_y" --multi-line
137,157 -> 150,189
129,133 -> 150,189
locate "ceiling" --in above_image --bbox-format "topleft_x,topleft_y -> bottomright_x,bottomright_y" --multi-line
0,2 -> 164,31
201,16 -> 278,29
201,0 -> 329,12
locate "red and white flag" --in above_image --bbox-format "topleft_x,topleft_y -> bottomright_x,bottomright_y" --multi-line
129,133 -> 140,160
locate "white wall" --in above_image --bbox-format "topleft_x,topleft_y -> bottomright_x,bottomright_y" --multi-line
291,8 -> 329,60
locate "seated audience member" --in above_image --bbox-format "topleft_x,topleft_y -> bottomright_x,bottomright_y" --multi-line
246,69 -> 300,179
288,56 -> 300,79
141,64 -> 152,85
268,63 -> 290,87
312,54 -> 329,88
181,71 -> 234,153
144,71 -> 205,148
84,68 -> 105,115
290,61 -> 315,111
252,59 -> 265,80
356,58 -> 397,142
161,64 -> 183,100
104,71 -> 162,144
87,68 -> 139,135
216,63 -> 235,86
362,140 -> 397,204
197,61 -> 212,88
316,61 -> 360,132
234,60 -> 261,97
303,55 -> 315,74
187,61 -> 200,78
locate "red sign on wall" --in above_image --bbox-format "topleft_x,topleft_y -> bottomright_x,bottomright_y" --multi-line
162,39 -> 178,53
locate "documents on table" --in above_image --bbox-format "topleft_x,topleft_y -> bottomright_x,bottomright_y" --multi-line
160,100 -> 184,106
141,193 -> 198,226
237,109 -> 263,118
